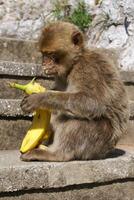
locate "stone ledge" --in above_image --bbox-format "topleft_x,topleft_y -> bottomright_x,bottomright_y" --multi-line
0,61 -> 44,77
0,61 -> 134,82
0,37 -> 41,63
0,99 -> 133,118
0,99 -> 23,117
121,71 -> 134,83
0,150 -> 134,193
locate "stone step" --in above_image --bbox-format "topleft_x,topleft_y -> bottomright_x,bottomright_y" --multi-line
0,119 -> 31,150
0,37 -> 41,63
0,118 -> 134,151
0,99 -> 22,117
1,99 -> 133,118
0,60 -> 134,82
0,61 -> 44,77
0,78 -> 133,101
0,149 -> 133,200
0,99 -> 133,151
0,79 -> 133,105
121,71 -> 134,83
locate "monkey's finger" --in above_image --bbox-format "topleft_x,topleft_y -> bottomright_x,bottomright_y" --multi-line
21,104 -> 34,114
20,97 -> 29,107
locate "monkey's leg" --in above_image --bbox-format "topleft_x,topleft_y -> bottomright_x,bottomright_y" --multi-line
20,148 -> 73,162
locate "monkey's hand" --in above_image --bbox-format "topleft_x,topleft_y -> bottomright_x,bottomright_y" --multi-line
21,93 -> 44,113
21,91 -> 106,118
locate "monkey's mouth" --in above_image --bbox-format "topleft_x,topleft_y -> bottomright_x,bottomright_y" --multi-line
43,63 -> 58,77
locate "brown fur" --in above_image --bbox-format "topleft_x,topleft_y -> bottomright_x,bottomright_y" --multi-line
21,22 -> 129,161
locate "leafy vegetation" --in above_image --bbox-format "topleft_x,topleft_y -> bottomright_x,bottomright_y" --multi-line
51,0 -> 92,31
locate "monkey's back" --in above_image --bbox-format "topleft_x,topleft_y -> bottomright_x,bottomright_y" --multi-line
54,48 -> 129,159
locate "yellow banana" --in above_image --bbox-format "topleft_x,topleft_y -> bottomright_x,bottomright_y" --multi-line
10,78 -> 51,153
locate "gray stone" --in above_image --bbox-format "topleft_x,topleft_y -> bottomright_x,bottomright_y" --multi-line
0,119 -> 31,150
0,150 -> 134,193
120,37 -> 134,70
0,0 -> 51,40
0,119 -> 134,151
0,61 -> 45,77
0,0 -> 133,71
120,71 -> 134,83
125,85 -> 134,101
0,99 -> 22,117
0,60 -> 133,81
129,101 -> 134,118
0,182 -> 134,200
0,38 -> 41,63
0,112 -> 133,150
1,99 -> 134,118
87,0 -> 134,70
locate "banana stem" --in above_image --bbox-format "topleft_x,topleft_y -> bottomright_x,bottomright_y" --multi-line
9,82 -> 27,91
9,77 -> 36,92
30,77 -> 36,84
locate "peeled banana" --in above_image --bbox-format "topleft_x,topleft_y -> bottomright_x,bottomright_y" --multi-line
10,78 -> 51,153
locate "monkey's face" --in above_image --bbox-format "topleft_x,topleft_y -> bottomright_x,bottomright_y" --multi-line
41,50 -> 68,77
39,22 -> 84,78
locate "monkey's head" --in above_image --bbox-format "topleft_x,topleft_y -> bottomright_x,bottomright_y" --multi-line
39,21 -> 84,78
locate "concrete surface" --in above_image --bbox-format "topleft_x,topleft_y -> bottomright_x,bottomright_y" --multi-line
0,119 -> 134,151
120,71 -> 134,83
0,150 -> 134,193
0,99 -> 133,118
0,38 -> 41,63
0,99 -> 22,117
0,182 -> 134,200
0,60 -> 133,82
0,150 -> 134,199
0,119 -> 31,150
0,61 -> 44,77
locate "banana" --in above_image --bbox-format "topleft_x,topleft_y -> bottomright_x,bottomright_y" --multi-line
10,78 -> 51,153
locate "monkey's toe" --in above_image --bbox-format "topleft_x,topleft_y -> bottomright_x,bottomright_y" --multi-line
20,151 -> 36,162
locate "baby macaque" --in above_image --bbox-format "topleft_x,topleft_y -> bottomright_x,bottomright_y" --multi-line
21,21 -> 129,161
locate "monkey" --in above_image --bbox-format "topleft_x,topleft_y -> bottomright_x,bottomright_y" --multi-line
20,21 -> 129,161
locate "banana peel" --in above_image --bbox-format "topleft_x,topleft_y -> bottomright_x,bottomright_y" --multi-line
10,78 -> 51,153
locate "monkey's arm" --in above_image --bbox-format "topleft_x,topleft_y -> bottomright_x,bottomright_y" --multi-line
21,90 -> 106,119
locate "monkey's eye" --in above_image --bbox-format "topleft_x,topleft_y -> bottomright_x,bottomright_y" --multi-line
48,52 -> 60,64
52,54 -> 60,64
52,50 -> 67,64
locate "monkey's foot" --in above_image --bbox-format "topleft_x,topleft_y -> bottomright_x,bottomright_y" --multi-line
20,149 -> 45,161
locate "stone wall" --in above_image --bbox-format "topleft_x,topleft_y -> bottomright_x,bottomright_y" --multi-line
0,0 -> 94,40
87,0 -> 134,70
0,0 -> 134,70
0,0 -> 52,40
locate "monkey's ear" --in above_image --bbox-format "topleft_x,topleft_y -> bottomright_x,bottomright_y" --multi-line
72,31 -> 83,46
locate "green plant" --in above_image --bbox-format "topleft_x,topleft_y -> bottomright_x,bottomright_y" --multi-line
69,1 -> 92,31
51,0 -> 92,31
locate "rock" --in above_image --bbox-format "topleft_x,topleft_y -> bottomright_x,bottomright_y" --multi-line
87,0 -> 134,70
0,38 -> 41,63
0,0 -> 51,40
0,0 -> 133,70
0,150 -> 134,193
0,120 -> 31,150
